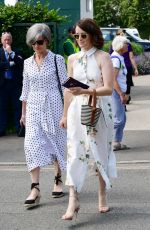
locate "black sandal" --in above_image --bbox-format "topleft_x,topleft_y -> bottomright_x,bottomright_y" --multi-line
52,174 -> 64,198
24,183 -> 41,208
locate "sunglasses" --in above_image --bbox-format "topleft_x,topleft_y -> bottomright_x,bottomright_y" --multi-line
74,33 -> 88,39
32,40 -> 45,45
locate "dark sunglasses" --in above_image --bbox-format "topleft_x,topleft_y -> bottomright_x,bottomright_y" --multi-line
74,34 -> 88,39
32,40 -> 45,45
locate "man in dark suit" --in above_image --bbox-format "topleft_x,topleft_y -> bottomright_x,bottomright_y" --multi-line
0,32 -> 24,137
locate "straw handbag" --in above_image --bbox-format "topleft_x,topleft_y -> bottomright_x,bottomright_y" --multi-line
81,89 -> 102,127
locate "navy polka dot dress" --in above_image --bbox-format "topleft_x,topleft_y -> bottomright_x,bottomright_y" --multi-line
20,51 -> 67,172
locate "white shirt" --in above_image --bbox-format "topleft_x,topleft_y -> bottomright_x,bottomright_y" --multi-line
111,51 -> 127,92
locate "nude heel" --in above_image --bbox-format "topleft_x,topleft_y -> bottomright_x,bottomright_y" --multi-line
61,195 -> 80,220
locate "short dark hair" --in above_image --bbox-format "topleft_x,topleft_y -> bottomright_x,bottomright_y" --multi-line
75,18 -> 104,49
68,26 -> 75,34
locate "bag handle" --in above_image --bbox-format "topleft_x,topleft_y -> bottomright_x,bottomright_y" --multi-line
88,89 -> 97,125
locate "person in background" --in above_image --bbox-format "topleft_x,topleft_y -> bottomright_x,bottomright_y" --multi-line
63,26 -> 80,64
111,35 -> 130,151
0,32 -> 24,137
110,29 -> 138,105
60,18 -> 117,220
20,23 -> 67,209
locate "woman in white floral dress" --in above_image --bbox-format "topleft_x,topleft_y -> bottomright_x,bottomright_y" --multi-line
60,18 -> 117,220
20,23 -> 67,208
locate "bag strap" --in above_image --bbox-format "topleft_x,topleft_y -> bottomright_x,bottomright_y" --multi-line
88,89 -> 97,125
54,55 -> 64,104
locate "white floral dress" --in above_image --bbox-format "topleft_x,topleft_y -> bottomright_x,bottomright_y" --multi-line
65,47 -> 117,192
20,51 -> 67,172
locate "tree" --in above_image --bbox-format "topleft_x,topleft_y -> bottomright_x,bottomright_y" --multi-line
94,0 -> 121,27
93,0 -> 150,38
119,0 -> 150,38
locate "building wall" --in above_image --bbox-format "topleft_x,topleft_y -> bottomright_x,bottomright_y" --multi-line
80,0 -> 93,19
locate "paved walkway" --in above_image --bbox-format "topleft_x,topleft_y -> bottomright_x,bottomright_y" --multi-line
0,75 -> 150,230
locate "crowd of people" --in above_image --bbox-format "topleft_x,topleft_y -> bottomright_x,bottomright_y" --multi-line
0,18 -> 139,220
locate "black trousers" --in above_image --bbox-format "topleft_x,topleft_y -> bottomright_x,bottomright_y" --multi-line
0,80 -> 22,133
126,66 -> 133,95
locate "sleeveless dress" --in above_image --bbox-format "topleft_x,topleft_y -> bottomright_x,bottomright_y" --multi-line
65,47 -> 117,192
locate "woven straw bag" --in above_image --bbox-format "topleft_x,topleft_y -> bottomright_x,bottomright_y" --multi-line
81,89 -> 102,127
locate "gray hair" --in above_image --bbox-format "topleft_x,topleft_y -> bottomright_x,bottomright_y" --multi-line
112,35 -> 128,52
1,32 -> 12,41
26,23 -> 51,47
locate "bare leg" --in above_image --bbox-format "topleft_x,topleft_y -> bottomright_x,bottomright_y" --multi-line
62,186 -> 80,220
53,160 -> 63,193
26,167 -> 40,200
98,172 -> 110,213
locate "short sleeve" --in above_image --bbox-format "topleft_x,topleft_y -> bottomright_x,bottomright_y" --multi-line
20,61 -> 30,101
111,57 -> 120,69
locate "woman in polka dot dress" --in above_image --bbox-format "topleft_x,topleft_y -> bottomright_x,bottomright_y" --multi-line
20,23 -> 67,208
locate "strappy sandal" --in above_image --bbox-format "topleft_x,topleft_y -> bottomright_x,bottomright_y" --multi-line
62,194 -> 80,220
52,174 -> 64,198
24,183 -> 41,209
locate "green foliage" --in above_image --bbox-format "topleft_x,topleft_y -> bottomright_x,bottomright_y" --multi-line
130,42 -> 144,55
0,1 -> 68,58
94,0 -> 121,27
102,41 -> 112,53
136,53 -> 150,75
93,0 -> 150,38
0,1 -> 67,32
102,41 -> 144,56
119,0 -> 150,28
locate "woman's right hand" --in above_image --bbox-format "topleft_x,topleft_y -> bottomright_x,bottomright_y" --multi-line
59,116 -> 67,129
120,93 -> 128,104
20,115 -> 26,126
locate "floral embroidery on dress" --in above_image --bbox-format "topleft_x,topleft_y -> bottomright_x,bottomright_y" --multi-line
65,48 -> 117,192
87,126 -> 98,136
78,57 -> 87,72
79,153 -> 90,163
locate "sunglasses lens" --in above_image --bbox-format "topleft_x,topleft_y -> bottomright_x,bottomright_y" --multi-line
74,34 -> 79,39
32,40 -> 44,45
81,34 -> 87,39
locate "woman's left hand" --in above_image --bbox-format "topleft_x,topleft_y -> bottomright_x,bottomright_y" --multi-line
60,116 -> 67,129
66,87 -> 83,95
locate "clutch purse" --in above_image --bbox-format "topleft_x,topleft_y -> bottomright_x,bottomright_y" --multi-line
81,89 -> 102,127
62,77 -> 89,89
